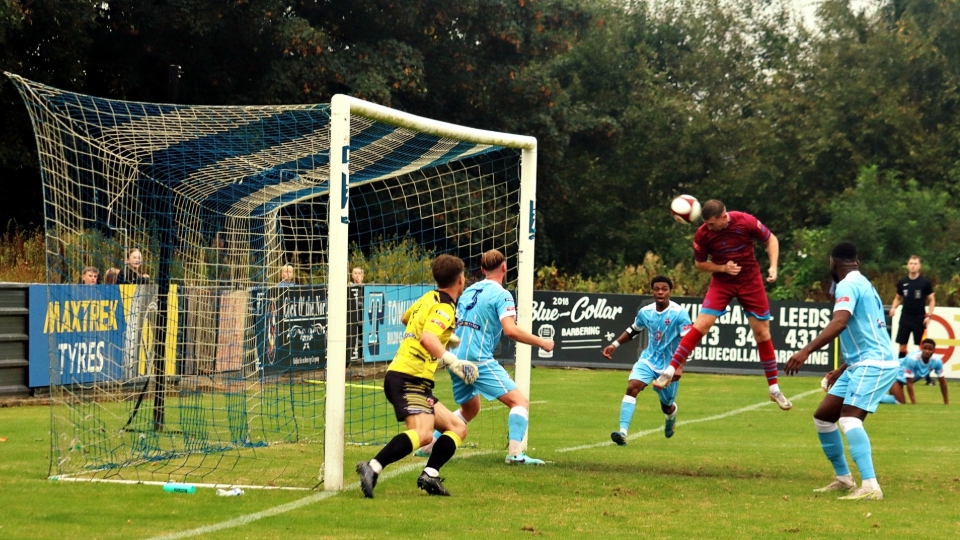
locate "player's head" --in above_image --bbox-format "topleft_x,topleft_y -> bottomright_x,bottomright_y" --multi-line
480,249 -> 507,275
433,254 -> 465,293
81,267 -> 99,285
650,276 -> 673,303
907,255 -> 921,274
921,338 -> 936,359
829,242 -> 858,282
701,200 -> 728,231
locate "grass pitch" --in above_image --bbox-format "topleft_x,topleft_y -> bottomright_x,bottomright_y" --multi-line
1,368 -> 957,539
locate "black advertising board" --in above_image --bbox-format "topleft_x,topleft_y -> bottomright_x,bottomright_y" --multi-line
529,291 -> 836,375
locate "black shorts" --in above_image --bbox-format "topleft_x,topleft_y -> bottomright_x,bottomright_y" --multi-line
895,316 -> 926,346
383,371 -> 440,421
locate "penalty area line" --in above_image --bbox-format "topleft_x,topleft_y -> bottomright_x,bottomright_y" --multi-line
556,388 -> 822,453
146,449 -> 498,540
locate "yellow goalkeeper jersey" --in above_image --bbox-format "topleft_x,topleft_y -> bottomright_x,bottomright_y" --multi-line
387,290 -> 457,380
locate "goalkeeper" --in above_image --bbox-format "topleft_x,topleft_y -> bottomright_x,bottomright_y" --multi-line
416,249 -> 554,465
356,254 -> 479,498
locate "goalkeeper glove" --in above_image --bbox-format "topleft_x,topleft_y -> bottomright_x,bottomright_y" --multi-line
438,351 -> 478,384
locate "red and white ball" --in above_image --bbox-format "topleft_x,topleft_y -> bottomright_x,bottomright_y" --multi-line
670,195 -> 701,224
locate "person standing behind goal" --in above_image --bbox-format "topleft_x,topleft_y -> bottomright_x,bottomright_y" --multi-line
653,199 -> 792,410
417,249 -> 554,465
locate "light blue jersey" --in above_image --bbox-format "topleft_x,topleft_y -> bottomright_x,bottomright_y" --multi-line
904,351 -> 944,380
452,279 -> 514,361
833,271 -> 896,368
634,301 -> 692,371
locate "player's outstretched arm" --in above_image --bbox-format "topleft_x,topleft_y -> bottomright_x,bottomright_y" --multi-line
786,310 -> 850,375
906,377 -> 917,404
939,377 -> 949,405
501,316 -> 554,353
602,331 -> 631,359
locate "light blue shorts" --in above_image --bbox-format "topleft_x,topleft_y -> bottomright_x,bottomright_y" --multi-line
450,359 -> 518,405
629,360 -> 679,406
828,363 -> 898,414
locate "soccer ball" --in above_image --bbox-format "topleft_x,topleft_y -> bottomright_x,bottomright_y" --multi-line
670,195 -> 701,224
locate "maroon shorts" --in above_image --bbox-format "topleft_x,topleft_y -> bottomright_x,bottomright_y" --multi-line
701,273 -> 771,320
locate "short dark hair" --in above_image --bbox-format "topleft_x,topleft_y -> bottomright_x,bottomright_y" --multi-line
921,338 -> 936,347
651,275 -> 673,290
433,254 -> 464,288
701,199 -> 726,220
481,249 -> 506,271
830,242 -> 858,261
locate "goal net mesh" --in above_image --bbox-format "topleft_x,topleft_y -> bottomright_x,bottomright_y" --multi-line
8,73 -> 522,489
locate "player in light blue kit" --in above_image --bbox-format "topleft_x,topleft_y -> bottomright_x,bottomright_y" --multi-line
603,276 -> 691,444
786,242 -> 897,501
880,338 -> 950,405
417,249 -> 554,465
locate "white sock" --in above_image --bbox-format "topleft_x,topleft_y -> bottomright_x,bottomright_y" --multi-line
862,478 -> 880,490
423,467 -> 439,478
837,473 -> 853,483
769,383 -> 781,394
666,403 -> 678,419
454,408 -> 468,425
369,459 -> 383,474
620,428 -> 628,435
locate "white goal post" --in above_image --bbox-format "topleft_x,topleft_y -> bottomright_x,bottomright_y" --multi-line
324,95 -> 538,490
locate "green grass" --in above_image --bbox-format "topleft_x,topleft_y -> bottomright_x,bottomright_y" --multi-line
1,369 -> 958,539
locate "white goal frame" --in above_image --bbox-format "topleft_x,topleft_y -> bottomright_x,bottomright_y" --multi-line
324,95 -> 539,490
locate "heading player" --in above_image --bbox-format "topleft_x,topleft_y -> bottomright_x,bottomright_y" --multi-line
653,199 -> 792,410
603,276 -> 691,444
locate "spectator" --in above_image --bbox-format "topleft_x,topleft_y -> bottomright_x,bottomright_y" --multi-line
118,248 -> 150,284
278,264 -> 296,287
80,266 -> 99,285
103,268 -> 120,285
351,266 -> 365,285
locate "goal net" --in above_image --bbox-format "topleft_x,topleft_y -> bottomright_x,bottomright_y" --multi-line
7,73 -> 538,490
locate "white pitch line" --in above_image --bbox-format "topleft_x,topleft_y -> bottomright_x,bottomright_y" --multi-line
556,388 -> 822,453
148,450 -> 498,540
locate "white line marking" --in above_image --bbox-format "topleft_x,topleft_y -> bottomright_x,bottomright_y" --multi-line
147,450 -> 497,540
556,388 -> 822,453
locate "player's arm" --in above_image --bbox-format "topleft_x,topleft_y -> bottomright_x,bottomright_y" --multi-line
935,365 -> 949,404
925,292 -> 936,324
601,324 -> 641,359
502,316 -> 555,353
785,310 -> 850,374
905,375 -> 917,404
695,259 -> 740,275
763,232 -> 779,283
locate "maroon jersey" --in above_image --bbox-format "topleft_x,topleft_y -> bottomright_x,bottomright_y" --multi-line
693,211 -> 771,282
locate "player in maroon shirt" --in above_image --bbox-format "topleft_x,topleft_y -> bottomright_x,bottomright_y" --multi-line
653,199 -> 792,410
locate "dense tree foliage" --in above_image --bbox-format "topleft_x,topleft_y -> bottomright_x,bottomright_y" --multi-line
2,0 -> 959,299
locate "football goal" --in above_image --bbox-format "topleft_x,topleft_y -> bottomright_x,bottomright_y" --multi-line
7,73 -> 538,490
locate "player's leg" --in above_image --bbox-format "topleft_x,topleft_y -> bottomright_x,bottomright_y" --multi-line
836,364 -> 897,500
498,387 -> 545,465
880,380 -> 906,405
612,363 -> 647,445
654,377 -> 680,439
417,401 -> 467,496
654,285 -> 726,389
734,275 -> 790,407
415,367 -> 480,457
811,386 -> 855,493
358,372 -> 434,497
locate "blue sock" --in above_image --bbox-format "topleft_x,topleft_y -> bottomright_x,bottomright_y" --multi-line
619,396 -> 637,432
432,429 -> 441,442
879,394 -> 897,404
508,407 -> 528,444
817,429 -> 850,477
845,426 -> 876,481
